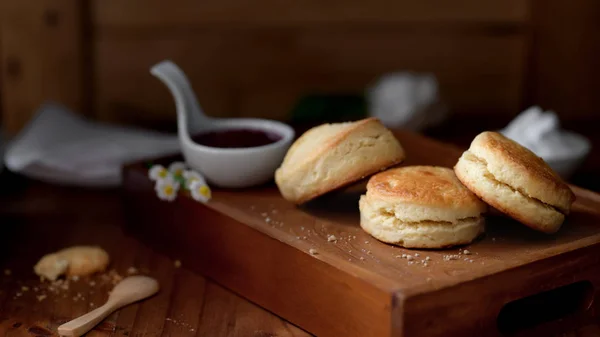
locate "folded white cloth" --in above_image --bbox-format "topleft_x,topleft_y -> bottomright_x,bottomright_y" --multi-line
367,72 -> 446,131
4,102 -> 180,187
500,106 -> 591,178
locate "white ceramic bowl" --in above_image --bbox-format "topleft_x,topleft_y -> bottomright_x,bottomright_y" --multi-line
150,60 -> 295,189
542,131 -> 591,179
180,118 -> 294,188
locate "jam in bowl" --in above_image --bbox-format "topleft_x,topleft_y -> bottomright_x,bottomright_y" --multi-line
179,118 -> 295,188
192,128 -> 282,149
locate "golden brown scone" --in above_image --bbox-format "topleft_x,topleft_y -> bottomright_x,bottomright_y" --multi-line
275,118 -> 405,204
454,131 -> 575,233
359,166 -> 487,249
34,246 -> 109,281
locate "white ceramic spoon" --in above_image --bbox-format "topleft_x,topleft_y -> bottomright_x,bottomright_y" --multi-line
150,60 -> 294,188
57,276 -> 159,337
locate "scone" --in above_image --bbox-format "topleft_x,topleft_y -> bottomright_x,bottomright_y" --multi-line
359,166 -> 487,248
454,131 -> 575,233
34,246 -> 110,281
275,118 -> 405,204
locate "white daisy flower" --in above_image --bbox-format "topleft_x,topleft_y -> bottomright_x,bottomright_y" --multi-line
190,180 -> 211,203
154,178 -> 180,202
168,161 -> 186,177
182,170 -> 206,189
148,165 -> 170,181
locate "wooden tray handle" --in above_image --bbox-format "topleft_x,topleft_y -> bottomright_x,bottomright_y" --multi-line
496,280 -> 595,335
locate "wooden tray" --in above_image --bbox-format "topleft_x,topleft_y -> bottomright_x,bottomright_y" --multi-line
122,130 -> 600,337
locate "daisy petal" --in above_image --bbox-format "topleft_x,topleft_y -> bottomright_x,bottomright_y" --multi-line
154,179 -> 180,202
190,180 -> 211,203
168,162 -> 187,177
149,165 -> 169,181
182,170 -> 206,189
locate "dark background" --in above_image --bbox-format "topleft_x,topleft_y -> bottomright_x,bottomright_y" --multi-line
1,0 -> 599,188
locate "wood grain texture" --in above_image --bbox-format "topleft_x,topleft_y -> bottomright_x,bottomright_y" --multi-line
92,0 -> 529,28
0,0 -> 84,135
122,130 -> 600,337
3,0 -> 600,136
526,0 -> 600,121
0,134 -> 600,336
94,30 -> 526,127
0,2 -> 2,124
0,181 -> 310,337
0,0 -> 533,133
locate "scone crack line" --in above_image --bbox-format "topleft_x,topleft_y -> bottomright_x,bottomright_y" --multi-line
360,166 -> 485,248
465,151 -> 566,215
376,208 -> 480,226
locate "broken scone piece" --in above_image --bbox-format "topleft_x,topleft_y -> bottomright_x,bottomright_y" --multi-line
275,117 -> 405,204
34,246 -> 110,281
33,254 -> 69,281
360,166 -> 487,249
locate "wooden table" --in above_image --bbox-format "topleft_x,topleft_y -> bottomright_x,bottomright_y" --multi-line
0,178 -> 309,337
0,176 -> 599,337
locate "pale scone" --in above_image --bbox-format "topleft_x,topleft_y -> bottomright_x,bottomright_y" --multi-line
275,118 -> 405,204
359,166 -> 487,249
34,246 -> 110,281
454,131 -> 575,233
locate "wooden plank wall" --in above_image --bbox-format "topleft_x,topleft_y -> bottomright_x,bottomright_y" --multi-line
0,2 -> 2,126
91,0 -> 530,129
0,0 -> 84,134
0,0 -> 531,134
526,0 -> 600,121
2,1 -> 599,135
0,0 -> 85,131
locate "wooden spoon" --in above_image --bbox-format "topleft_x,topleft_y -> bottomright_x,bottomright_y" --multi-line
58,275 -> 159,337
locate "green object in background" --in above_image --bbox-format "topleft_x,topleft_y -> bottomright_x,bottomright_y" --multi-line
289,94 -> 367,124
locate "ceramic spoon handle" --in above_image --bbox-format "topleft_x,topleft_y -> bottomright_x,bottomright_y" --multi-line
150,60 -> 210,132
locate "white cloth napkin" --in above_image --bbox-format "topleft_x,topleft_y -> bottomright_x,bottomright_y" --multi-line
500,106 -> 591,178
367,72 -> 447,131
4,103 -> 180,187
